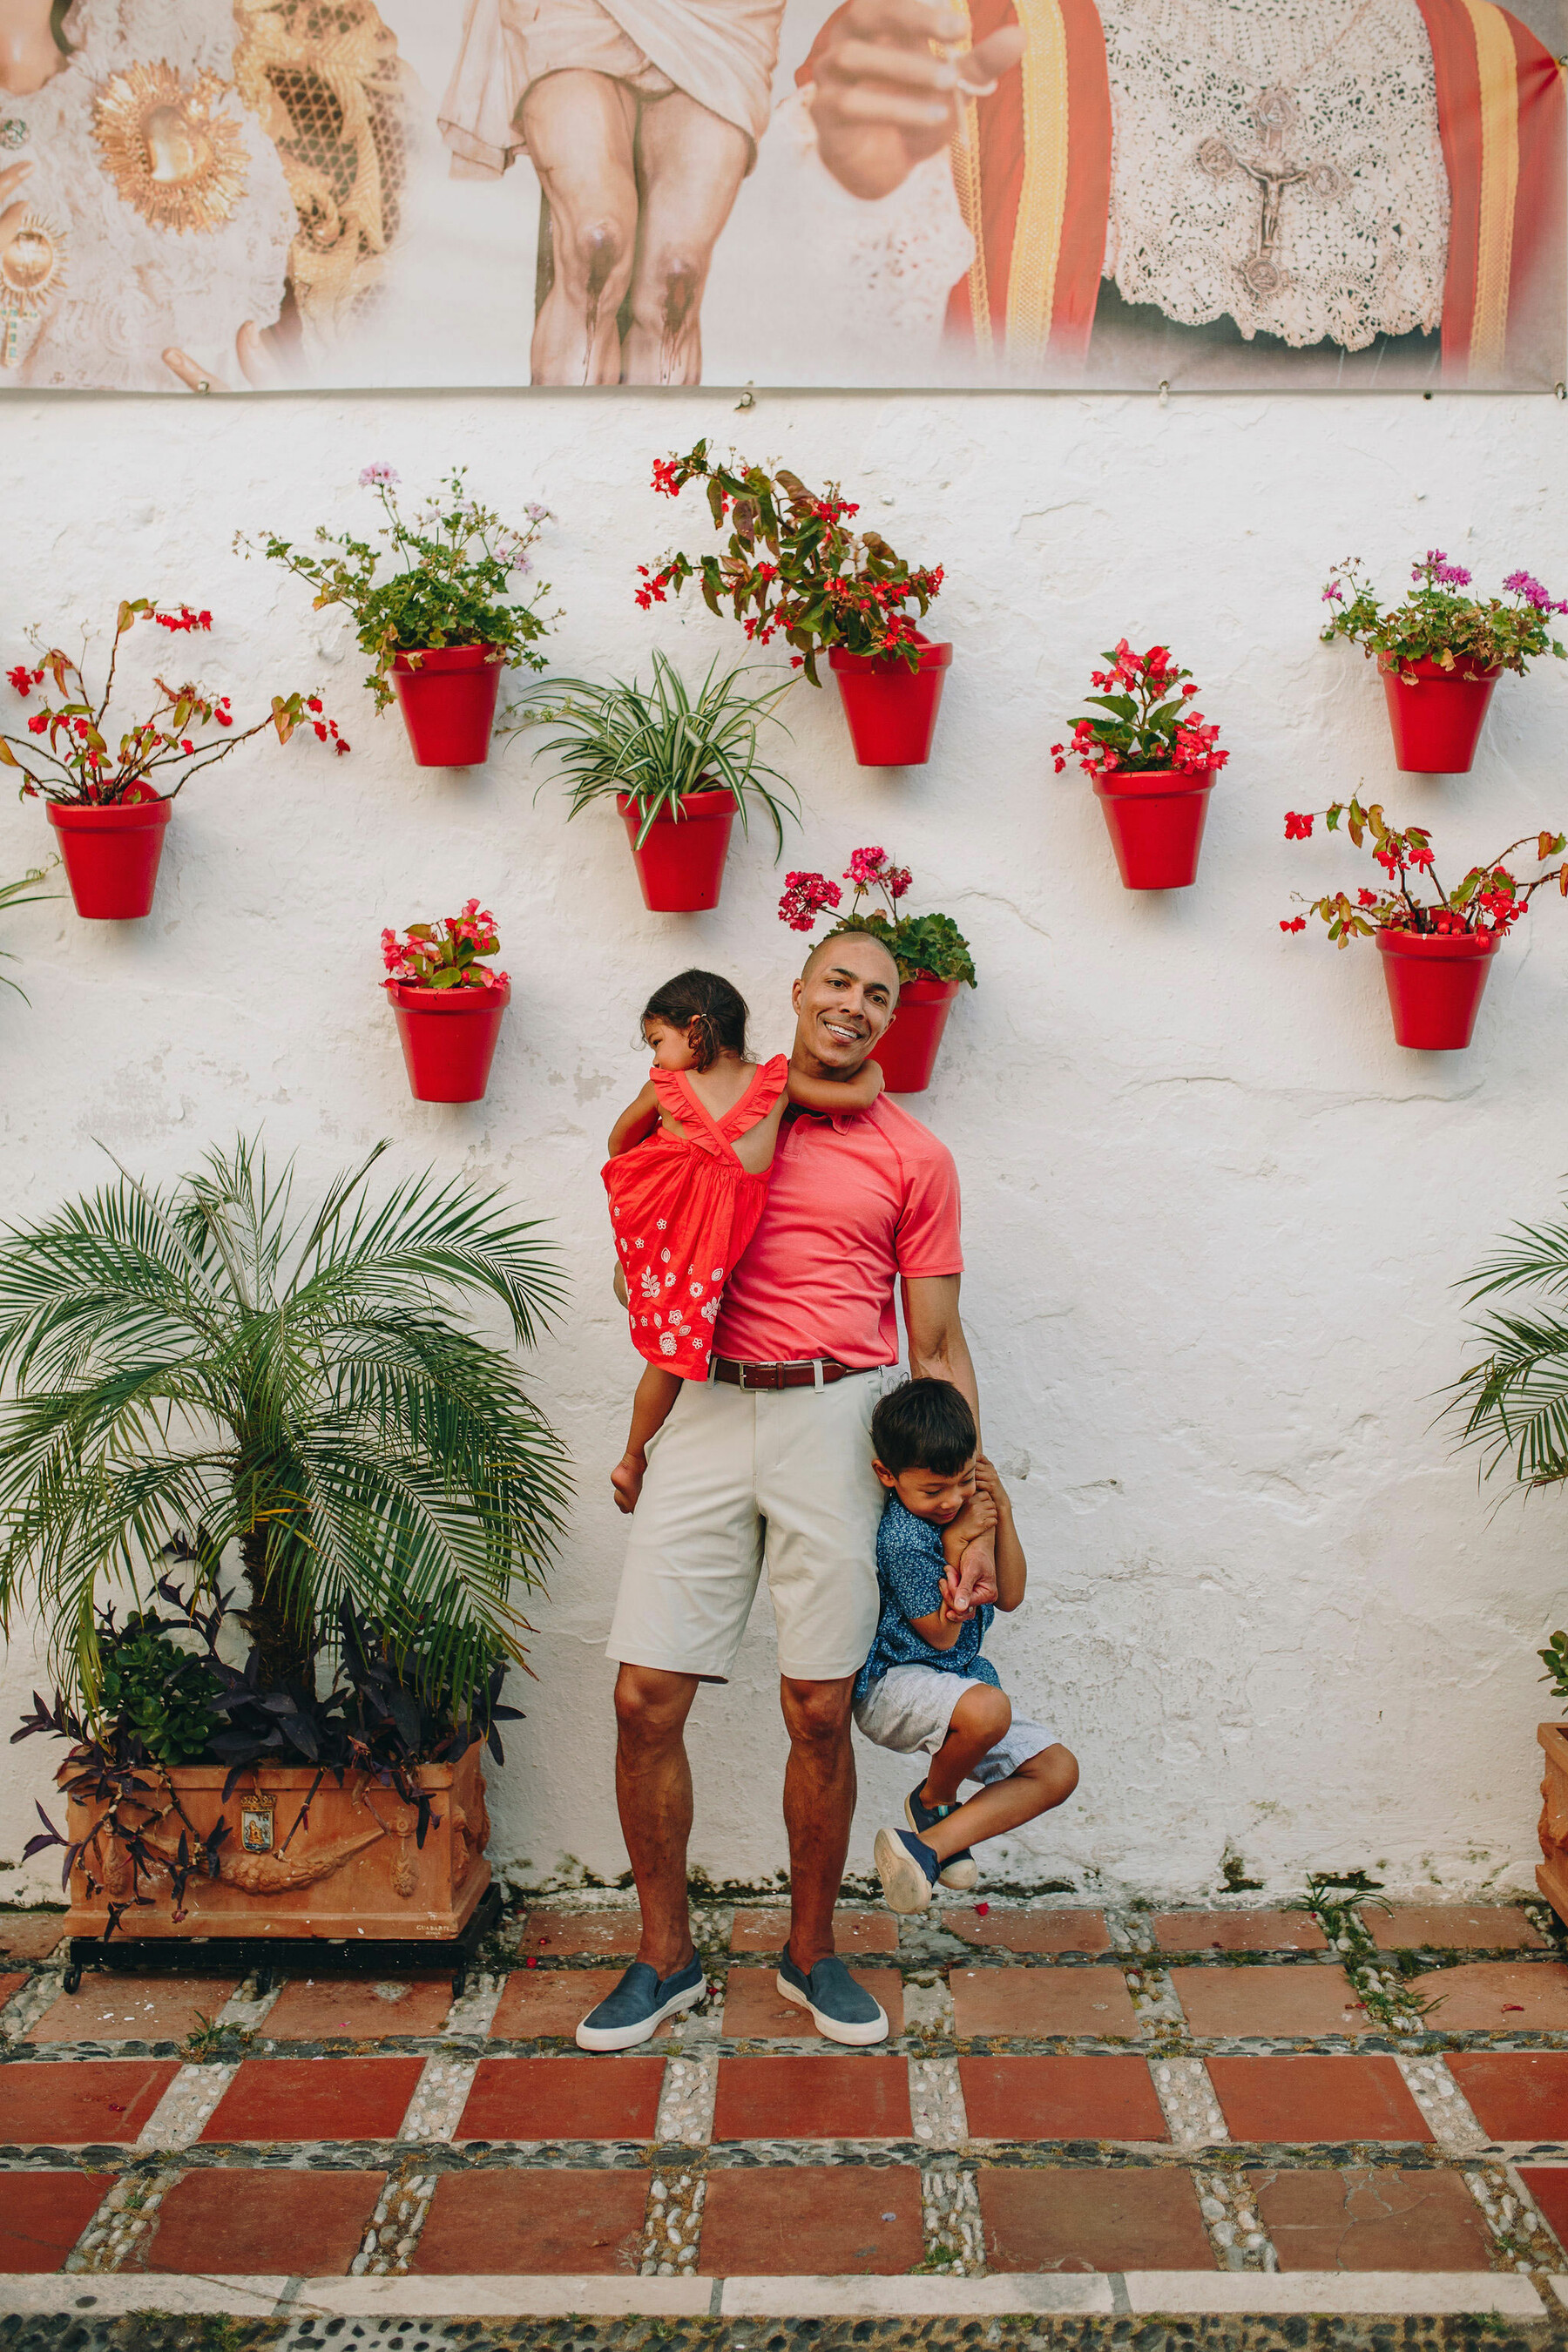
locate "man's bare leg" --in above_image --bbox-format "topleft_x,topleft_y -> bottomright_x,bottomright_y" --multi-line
779,1674 -> 856,1970
625,91 -> 750,384
521,70 -> 639,384
614,1662 -> 701,1975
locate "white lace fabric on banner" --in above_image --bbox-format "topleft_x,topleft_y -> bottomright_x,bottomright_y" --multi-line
1098,0 -> 1450,349
9,0 -> 294,389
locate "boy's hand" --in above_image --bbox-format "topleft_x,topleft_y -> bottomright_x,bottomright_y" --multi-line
974,1453 -> 1011,1517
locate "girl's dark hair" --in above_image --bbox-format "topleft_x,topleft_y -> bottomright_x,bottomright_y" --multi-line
641,970 -> 748,1073
871,1378 -> 978,1477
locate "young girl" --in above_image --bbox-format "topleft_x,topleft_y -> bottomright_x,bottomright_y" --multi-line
605,967 -> 882,1513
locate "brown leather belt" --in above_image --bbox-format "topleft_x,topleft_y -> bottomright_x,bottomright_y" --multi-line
713,1355 -> 862,1391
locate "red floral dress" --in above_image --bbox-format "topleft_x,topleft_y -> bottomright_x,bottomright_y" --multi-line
604,1056 -> 789,1380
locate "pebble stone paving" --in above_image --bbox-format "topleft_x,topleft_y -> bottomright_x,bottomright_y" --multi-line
4,1888 -> 1568,2343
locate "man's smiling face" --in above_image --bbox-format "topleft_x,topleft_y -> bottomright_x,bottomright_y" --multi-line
792,930 -> 900,1078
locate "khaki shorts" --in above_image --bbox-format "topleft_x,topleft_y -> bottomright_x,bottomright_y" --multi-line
606,1369 -> 890,1683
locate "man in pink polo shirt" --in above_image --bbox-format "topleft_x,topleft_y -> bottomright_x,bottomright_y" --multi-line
578,929 -> 994,2053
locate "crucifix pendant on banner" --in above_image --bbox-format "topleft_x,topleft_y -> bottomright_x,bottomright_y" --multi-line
1197,86 -> 1350,300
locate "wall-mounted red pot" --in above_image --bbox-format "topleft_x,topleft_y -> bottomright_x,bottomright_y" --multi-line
47,796 -> 171,919
388,980 -> 510,1102
1378,656 -> 1501,774
390,645 -> 503,767
869,976 -> 961,1094
828,637 -> 952,767
1092,766 -> 1216,890
618,790 -> 736,912
1375,927 -> 1499,1049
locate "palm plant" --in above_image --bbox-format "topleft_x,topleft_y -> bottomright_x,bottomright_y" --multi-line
524,651 -> 798,850
1451,1206 -> 1568,1490
0,1138 -> 570,1713
0,864 -> 56,1002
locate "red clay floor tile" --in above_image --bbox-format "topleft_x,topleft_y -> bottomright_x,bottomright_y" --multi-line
28,1977 -> 237,2045
699,2165 -> 923,2274
491,1969 -> 627,2039
0,1914 -> 67,1962
519,1911 -> 640,1958
960,2053 -> 1168,2141
1517,2168 -> 1568,2250
3,2059 -> 179,2144
134,2167 -> 386,2274
0,1973 -> 25,2012
1152,1911 -> 1327,1955
414,2168 -> 651,2273
980,2166 -> 1215,2270
1372,1905 -> 1545,1952
457,2054 -> 664,2141
0,2173 -> 107,2270
1448,2051 -> 1568,2140
729,1908 -> 897,1955
1166,1965 -> 1367,2038
1248,2166 -> 1494,2269
943,1908 -> 1110,1954
950,1965 -> 1139,2038
713,2053 -> 912,2139
1207,2055 -> 1431,2143
199,2056 -> 423,2142
1414,1962 -> 1568,2031
261,1977 -> 452,2040
719,1966 -> 903,2038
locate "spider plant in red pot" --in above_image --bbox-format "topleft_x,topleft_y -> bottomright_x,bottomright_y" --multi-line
780,847 -> 976,1093
1281,797 -> 1568,1050
383,901 -> 510,1103
1055,642 -> 1227,891
1,603 -> 346,919
637,443 -> 950,767
1321,552 -> 1568,774
248,467 -> 553,768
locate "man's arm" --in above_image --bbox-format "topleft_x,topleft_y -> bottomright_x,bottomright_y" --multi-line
902,1274 -> 997,1609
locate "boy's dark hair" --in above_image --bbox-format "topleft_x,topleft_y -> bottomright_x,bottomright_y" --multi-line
871,1378 -> 977,1477
641,969 -> 748,1073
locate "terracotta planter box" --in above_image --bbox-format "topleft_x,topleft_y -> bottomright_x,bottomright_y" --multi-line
62,1750 -> 491,1943
1537,1722 -> 1568,1927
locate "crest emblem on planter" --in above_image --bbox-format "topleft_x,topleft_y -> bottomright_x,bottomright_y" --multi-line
240,1791 -> 276,1852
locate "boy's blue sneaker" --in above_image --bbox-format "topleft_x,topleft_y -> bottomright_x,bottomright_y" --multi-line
575,1955 -> 706,2052
776,1947 -> 889,2045
905,1781 -> 979,1894
875,1824 -> 942,1915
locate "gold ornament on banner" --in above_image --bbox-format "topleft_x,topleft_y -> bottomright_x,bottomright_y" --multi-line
0,208 -> 66,368
91,60 -> 250,234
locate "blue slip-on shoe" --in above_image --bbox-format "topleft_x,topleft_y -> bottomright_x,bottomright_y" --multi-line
776,1946 -> 889,2046
905,1780 -> 978,1894
874,1823 -> 941,1915
574,1955 -> 706,2052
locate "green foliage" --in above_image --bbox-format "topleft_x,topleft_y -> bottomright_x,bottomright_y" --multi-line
525,652 -> 798,851
0,866 -> 54,1004
247,470 -> 553,713
1450,1205 -> 1568,1497
97,1612 -> 220,1762
0,1137 -> 571,1706
1321,552 -> 1568,677
845,908 -> 977,989
1543,1629 -> 1568,1705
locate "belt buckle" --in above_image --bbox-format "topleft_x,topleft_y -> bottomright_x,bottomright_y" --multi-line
737,1360 -> 756,1392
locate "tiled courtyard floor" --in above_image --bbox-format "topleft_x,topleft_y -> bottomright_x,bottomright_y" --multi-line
4,1889 -> 1568,2335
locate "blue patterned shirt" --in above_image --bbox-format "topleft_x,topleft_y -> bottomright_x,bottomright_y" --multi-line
854,1494 -> 998,1700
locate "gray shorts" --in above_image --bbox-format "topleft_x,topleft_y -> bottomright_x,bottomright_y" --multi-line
853,1661 -> 1058,1786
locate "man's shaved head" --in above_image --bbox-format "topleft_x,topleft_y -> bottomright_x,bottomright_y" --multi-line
800,929 -> 900,989
791,927 -> 900,1079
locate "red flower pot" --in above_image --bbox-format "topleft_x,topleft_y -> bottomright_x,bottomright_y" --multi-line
618,790 -> 736,913
388,980 -> 510,1102
47,795 -> 171,919
869,976 -> 962,1094
1378,655 -> 1502,774
1092,767 -> 1216,890
828,638 -> 952,767
389,645 -> 503,767
1375,927 -> 1499,1050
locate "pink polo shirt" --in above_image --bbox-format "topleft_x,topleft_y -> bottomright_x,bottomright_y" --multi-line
714,1097 -> 963,1369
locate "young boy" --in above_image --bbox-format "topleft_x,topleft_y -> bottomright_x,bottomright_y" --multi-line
855,1377 -> 1079,1914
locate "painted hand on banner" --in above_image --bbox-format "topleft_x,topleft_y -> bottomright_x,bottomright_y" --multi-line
0,152 -> 32,244
808,0 -> 1024,203
162,321 -> 283,395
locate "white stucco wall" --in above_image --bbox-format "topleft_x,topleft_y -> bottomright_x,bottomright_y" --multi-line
2,385 -> 1566,1908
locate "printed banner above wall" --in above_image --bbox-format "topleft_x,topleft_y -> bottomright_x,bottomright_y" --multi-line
0,0 -> 1562,393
